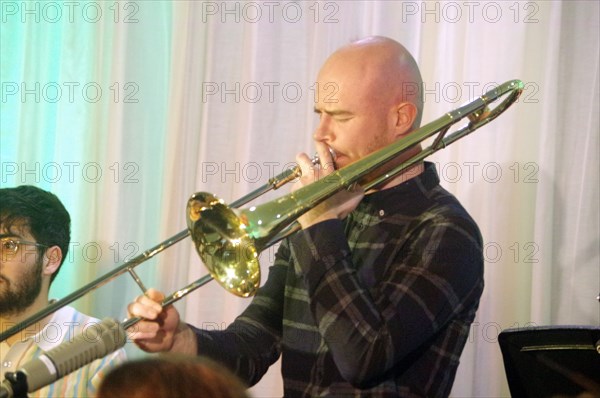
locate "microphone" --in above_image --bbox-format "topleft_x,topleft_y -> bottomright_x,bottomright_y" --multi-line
0,318 -> 126,398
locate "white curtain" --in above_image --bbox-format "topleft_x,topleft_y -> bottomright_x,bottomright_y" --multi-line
1,1 -> 598,396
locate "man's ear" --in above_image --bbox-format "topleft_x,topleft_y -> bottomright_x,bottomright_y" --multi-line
394,102 -> 417,137
43,246 -> 62,276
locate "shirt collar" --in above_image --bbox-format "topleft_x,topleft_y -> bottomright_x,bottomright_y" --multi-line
358,162 -> 440,217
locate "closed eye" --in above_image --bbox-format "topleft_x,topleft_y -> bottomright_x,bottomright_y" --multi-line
334,115 -> 353,122
314,108 -> 353,121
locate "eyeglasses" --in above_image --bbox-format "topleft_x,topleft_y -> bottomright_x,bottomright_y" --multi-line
0,237 -> 48,257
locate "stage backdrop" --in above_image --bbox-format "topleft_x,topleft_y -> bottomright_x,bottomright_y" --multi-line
1,1 -> 598,396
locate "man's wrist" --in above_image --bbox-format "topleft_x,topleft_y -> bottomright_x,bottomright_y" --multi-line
170,322 -> 198,355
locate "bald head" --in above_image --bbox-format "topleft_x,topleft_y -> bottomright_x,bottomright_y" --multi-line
312,36 -> 425,171
319,36 -> 423,128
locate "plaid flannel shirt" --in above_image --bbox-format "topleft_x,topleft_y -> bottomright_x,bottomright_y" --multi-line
194,162 -> 484,397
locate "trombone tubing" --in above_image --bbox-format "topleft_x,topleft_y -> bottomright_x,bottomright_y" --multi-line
263,79 -> 523,247
241,80 -> 523,245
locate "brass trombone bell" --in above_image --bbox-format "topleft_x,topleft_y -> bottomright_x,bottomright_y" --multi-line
187,192 -> 260,298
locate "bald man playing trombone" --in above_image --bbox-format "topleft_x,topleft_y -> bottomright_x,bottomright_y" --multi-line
128,36 -> 484,397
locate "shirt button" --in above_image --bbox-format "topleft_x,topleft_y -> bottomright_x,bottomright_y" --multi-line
379,209 -> 385,217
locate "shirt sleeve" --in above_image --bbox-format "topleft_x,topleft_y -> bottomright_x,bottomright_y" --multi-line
288,216 -> 484,387
192,242 -> 291,386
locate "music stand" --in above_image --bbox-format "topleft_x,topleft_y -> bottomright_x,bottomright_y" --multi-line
498,325 -> 600,398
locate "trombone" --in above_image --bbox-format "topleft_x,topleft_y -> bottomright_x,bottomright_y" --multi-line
0,79 -> 523,343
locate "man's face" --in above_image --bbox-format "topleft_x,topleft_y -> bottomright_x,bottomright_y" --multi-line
0,224 -> 45,317
312,59 -> 397,170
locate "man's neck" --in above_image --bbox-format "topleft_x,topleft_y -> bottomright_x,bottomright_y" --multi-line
1,296 -> 52,347
368,161 -> 425,192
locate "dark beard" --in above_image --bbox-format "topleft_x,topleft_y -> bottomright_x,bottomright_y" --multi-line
0,257 -> 44,317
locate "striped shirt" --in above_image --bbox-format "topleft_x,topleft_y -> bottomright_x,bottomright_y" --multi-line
194,162 -> 484,397
0,306 -> 126,397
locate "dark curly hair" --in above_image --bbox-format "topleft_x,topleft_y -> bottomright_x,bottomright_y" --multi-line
0,185 -> 71,284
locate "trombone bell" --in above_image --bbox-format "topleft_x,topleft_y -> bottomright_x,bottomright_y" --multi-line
187,192 -> 260,297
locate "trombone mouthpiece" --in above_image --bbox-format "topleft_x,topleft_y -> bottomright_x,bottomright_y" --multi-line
329,147 -> 337,161
312,147 -> 337,169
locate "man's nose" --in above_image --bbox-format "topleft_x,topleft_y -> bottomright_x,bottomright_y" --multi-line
313,116 -> 334,142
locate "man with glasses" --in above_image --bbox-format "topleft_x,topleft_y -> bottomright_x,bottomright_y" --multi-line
0,185 -> 126,397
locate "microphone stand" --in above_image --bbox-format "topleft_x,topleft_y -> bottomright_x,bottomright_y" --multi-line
0,372 -> 27,398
